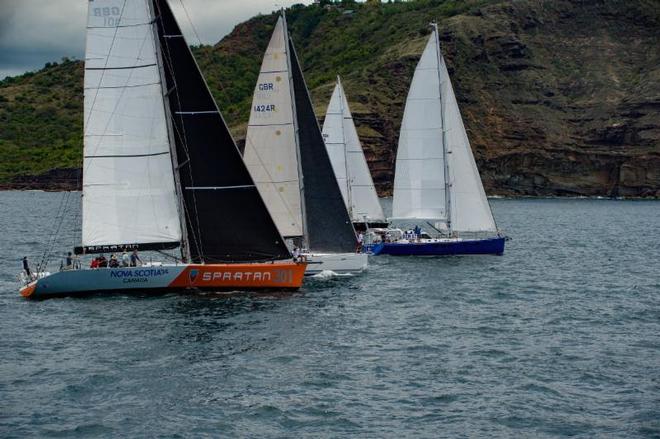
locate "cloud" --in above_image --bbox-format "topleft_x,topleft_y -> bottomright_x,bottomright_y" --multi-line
0,0 -> 311,79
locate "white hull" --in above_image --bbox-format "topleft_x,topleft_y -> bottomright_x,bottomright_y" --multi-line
303,252 -> 368,275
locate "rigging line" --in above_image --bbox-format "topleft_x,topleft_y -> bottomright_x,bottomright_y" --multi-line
39,191 -> 72,273
156,2 -> 204,259
177,0 -> 224,93
40,191 -> 69,272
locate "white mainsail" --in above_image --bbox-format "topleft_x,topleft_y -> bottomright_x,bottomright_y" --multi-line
392,26 -> 496,233
83,0 -> 182,248
243,16 -> 302,238
322,78 -> 385,224
392,34 -> 447,222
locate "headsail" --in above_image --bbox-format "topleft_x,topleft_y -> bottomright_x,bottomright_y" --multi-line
81,0 -> 181,253
243,17 -> 302,239
322,77 -> 385,224
392,26 -> 496,234
153,0 -> 291,262
289,40 -> 357,253
437,39 -> 496,233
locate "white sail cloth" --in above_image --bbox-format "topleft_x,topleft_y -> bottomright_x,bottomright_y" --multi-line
392,29 -> 496,233
322,78 -> 385,224
83,0 -> 181,247
243,16 -> 303,238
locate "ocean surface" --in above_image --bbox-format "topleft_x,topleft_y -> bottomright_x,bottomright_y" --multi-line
0,191 -> 658,438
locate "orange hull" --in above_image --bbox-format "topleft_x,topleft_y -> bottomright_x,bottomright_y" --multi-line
169,261 -> 307,289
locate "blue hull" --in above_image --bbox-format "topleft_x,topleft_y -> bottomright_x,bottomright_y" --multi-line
370,236 -> 506,256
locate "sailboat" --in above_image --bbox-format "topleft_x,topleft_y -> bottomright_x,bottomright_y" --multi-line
371,23 -> 506,256
19,0 -> 306,298
321,77 -> 387,230
243,13 -> 367,275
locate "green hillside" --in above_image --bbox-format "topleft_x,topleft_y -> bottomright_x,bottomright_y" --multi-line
1,0 -> 659,196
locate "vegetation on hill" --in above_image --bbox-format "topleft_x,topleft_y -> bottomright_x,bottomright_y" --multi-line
0,0 -> 659,196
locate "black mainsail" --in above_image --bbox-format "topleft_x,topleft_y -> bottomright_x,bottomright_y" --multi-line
288,39 -> 357,253
153,0 -> 290,263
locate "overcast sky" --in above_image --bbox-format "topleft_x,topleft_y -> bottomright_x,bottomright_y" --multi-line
0,0 -> 312,79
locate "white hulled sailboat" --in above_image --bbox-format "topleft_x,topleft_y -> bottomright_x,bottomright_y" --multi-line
371,23 -> 506,256
322,76 -> 387,230
19,0 -> 305,298
243,13 -> 367,275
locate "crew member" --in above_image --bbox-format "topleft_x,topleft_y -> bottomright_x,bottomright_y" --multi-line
121,250 -> 130,267
65,252 -> 73,270
130,250 -> 142,267
356,232 -> 364,252
22,256 -> 31,278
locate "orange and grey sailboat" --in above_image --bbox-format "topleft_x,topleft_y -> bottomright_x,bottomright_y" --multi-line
19,0 -> 305,298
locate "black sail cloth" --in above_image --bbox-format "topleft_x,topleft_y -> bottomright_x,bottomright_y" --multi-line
288,39 -> 357,253
153,0 -> 290,263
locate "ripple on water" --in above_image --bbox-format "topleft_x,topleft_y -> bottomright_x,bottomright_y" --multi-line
0,194 -> 659,437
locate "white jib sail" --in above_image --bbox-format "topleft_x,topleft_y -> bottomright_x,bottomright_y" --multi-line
82,0 -> 182,248
322,78 -> 385,224
437,38 -> 497,232
243,16 -> 303,238
392,34 -> 447,221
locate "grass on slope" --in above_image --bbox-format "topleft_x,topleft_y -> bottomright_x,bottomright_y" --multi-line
0,58 -> 82,183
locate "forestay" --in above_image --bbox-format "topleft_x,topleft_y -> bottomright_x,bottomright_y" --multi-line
82,0 -> 181,249
322,78 -> 385,224
392,34 -> 447,222
437,40 -> 496,233
243,17 -> 302,239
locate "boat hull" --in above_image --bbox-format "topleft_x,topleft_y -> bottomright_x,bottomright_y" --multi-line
304,252 -> 368,275
370,237 -> 506,256
19,261 -> 306,299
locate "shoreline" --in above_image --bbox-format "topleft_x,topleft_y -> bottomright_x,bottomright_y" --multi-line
1,187 -> 658,201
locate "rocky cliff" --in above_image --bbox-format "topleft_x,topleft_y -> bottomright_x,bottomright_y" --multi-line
0,0 -> 658,196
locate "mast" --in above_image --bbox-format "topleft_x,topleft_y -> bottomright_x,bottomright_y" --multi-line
433,22 -> 452,234
282,10 -> 309,250
336,76 -> 353,218
150,0 -> 191,262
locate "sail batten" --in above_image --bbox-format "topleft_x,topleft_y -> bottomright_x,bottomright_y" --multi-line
82,0 -> 182,249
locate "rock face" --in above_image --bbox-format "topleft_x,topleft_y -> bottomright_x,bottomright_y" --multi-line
0,0 -> 658,197
323,0 -> 660,197
449,0 -> 660,197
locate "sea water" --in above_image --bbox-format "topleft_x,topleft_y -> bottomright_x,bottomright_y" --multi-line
1,191 -> 658,437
